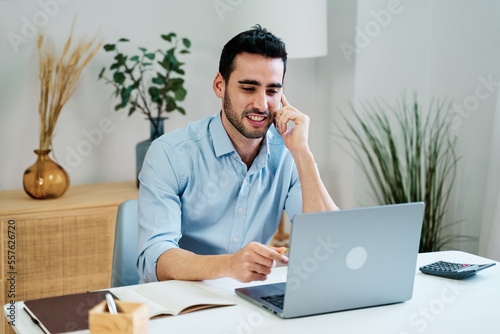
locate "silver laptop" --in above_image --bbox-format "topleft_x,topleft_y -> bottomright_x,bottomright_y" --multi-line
235,202 -> 425,318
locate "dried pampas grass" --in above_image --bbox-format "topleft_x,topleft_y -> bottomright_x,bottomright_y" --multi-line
37,23 -> 102,152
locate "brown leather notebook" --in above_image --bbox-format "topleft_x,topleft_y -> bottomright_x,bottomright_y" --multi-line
24,291 -> 116,334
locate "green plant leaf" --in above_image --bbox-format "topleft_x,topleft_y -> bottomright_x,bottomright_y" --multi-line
148,86 -> 161,102
130,55 -> 140,61
167,50 -> 177,63
98,67 -> 105,79
113,72 -> 126,85
158,58 -> 170,70
122,84 -> 134,99
182,38 -> 191,48
110,62 -> 120,70
114,53 -> 127,64
103,44 -> 115,51
166,96 -> 176,111
120,95 -> 128,108
118,38 -> 130,42
144,53 -> 155,60
138,47 -> 147,53
161,32 -> 176,42
175,87 -> 187,101
128,106 -> 136,116
177,106 -> 186,115
168,78 -> 183,90
180,50 -> 190,54
152,76 -> 165,85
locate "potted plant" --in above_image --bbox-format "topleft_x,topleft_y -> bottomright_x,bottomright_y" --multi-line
335,93 -> 471,252
98,32 -> 191,186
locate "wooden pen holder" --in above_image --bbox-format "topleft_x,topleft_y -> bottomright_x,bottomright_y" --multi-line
89,300 -> 149,334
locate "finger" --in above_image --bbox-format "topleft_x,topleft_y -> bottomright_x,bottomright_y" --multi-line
272,247 -> 289,264
243,243 -> 275,267
275,104 -> 285,124
240,255 -> 273,276
248,243 -> 288,266
256,245 -> 289,264
245,272 -> 268,282
251,250 -> 276,268
278,111 -> 298,134
279,108 -> 306,130
236,269 -> 268,283
250,262 -> 273,275
281,94 -> 290,107
270,246 -> 288,254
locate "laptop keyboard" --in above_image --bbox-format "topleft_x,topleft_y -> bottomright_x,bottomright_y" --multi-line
261,294 -> 284,309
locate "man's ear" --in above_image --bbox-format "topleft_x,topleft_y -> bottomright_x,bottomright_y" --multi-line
213,72 -> 225,98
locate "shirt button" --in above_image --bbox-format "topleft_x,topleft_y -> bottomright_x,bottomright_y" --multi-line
238,208 -> 243,213
233,237 -> 239,242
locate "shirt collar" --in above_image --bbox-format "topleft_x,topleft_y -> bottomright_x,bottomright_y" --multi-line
210,112 -> 236,157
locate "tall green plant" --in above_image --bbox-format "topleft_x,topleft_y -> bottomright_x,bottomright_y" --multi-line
335,94 -> 460,252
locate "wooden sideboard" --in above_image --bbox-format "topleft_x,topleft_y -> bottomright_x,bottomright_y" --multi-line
0,182 -> 138,333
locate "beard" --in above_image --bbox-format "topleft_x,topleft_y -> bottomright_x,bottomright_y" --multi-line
223,89 -> 272,139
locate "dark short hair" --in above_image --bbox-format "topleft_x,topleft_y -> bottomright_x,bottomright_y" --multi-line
218,24 -> 287,83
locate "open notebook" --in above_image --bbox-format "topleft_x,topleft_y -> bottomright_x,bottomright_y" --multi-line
23,281 -> 235,333
112,280 -> 235,318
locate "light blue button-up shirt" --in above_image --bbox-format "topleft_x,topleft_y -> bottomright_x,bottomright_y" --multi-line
136,112 -> 302,282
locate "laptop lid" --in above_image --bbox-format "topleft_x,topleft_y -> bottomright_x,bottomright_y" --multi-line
235,202 -> 424,318
282,202 -> 424,318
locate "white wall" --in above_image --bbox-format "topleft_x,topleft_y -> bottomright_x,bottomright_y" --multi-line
0,0 -> 222,189
0,0 -> 323,190
428,1 -> 500,255
335,0 -> 500,254
1,0 -> 499,256
480,87 -> 500,261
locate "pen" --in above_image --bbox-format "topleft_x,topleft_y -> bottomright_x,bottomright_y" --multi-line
106,293 -> 118,315
279,247 -> 289,256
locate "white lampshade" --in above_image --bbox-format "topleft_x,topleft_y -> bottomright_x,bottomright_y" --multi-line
229,0 -> 328,59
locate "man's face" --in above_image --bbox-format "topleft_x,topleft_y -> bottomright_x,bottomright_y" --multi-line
218,52 -> 284,140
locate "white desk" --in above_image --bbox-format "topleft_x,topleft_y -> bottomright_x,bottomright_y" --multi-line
5,251 -> 499,334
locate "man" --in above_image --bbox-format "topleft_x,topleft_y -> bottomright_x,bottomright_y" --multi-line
137,25 -> 338,284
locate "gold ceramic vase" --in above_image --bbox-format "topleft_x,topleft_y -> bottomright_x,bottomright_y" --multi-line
23,149 -> 70,199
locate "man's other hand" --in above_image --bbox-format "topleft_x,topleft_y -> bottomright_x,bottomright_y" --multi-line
227,242 -> 289,282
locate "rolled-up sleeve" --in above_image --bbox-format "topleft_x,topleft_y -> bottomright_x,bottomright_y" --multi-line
136,139 -> 184,283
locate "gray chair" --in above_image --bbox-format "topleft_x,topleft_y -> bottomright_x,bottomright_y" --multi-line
111,199 -> 141,287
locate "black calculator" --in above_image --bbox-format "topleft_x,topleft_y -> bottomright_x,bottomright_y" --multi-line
419,260 -> 496,279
